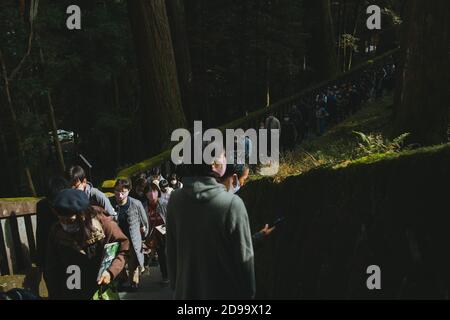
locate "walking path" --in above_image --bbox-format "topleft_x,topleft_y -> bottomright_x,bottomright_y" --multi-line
119,266 -> 172,300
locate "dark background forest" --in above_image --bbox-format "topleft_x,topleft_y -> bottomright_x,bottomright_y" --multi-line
1,0 -> 444,197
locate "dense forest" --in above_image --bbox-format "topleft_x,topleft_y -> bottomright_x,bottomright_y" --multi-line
1,0 -> 447,198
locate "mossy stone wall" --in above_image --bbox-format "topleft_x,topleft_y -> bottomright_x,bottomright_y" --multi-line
240,144 -> 450,299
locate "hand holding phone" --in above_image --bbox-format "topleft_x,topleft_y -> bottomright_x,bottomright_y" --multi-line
269,216 -> 286,228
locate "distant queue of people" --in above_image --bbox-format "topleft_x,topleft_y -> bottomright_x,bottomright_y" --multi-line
262,62 -> 396,151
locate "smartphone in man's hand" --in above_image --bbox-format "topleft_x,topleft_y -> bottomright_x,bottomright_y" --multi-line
269,216 -> 286,228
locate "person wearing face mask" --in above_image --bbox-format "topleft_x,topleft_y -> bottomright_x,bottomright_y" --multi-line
166,141 -> 255,299
143,180 -> 169,284
169,173 -> 183,190
219,163 -> 250,195
44,189 -> 129,300
159,179 -> 174,207
111,179 -> 149,291
219,163 -> 275,245
67,165 -> 117,219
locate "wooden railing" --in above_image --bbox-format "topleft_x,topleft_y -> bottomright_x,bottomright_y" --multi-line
0,198 -> 40,276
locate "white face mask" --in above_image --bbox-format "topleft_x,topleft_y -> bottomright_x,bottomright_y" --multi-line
212,152 -> 227,178
228,176 -> 241,194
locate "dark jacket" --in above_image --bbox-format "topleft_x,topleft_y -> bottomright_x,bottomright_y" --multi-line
44,207 -> 129,300
166,176 -> 255,300
36,198 -> 58,269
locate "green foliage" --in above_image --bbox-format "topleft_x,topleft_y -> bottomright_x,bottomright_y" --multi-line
353,131 -> 411,156
265,95 -> 395,182
340,34 -> 359,52
0,1 -> 139,195
383,7 -> 403,25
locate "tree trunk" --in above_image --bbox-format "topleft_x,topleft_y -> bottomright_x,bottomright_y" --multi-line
36,40 -> 66,175
0,125 -> 18,195
0,49 -> 37,197
265,56 -> 271,107
336,0 -> 342,65
46,91 -> 65,174
347,0 -> 363,71
238,1 -> 249,115
113,75 -> 122,167
128,0 -> 187,155
166,0 -> 194,123
198,0 -> 211,126
304,0 -> 338,80
392,0 -> 450,145
341,0 -> 348,72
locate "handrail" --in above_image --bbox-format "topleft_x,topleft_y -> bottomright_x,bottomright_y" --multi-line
0,198 -> 42,218
99,48 -> 399,191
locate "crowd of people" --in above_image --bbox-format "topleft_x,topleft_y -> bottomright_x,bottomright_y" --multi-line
273,62 -> 396,150
30,59 -> 395,300
35,158 -> 273,299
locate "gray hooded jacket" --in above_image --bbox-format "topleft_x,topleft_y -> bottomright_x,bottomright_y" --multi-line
166,176 -> 255,300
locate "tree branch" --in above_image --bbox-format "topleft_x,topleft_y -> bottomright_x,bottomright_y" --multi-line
8,23 -> 34,81
9,0 -> 39,81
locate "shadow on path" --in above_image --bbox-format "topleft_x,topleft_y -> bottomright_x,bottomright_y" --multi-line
119,266 -> 172,300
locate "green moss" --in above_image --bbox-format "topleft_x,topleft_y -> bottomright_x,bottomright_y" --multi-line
117,149 -> 172,179
0,197 -> 42,201
356,143 -> 448,165
259,95 -> 395,182
101,180 -> 118,189
239,137 -> 450,299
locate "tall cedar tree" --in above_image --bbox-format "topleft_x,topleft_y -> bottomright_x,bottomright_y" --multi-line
128,0 -> 187,155
393,0 -> 450,145
304,0 -> 338,80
